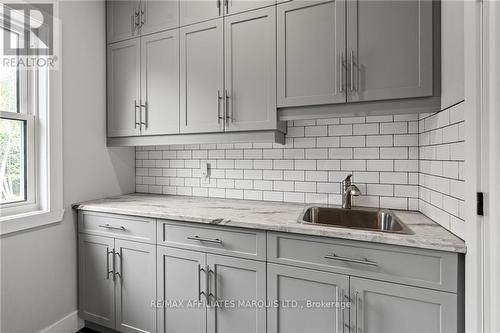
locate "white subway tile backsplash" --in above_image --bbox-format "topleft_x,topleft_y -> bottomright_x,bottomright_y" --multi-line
136,107 -> 465,232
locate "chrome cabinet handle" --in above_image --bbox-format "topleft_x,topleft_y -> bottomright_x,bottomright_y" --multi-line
340,51 -> 345,93
206,265 -> 211,306
324,253 -> 377,266
187,235 -> 223,245
140,101 -> 148,128
225,90 -> 231,123
224,0 -> 229,14
198,265 -> 207,302
217,0 -> 221,16
106,248 -> 113,280
354,291 -> 359,333
99,224 -> 126,231
134,6 -> 141,30
111,248 -> 116,281
207,266 -> 216,307
350,50 -> 355,92
134,100 -> 140,128
217,91 -> 223,124
140,4 -> 145,28
114,250 -> 122,280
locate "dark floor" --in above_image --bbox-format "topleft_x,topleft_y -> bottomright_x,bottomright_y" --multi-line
77,328 -> 101,333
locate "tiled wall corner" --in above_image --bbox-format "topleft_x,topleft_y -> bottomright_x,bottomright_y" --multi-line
136,114 -> 420,210
418,102 -> 466,231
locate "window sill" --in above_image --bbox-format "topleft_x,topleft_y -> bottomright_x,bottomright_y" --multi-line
0,209 -> 65,236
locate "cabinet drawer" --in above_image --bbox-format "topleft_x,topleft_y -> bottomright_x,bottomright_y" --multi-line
78,211 -> 156,244
267,232 -> 459,292
158,220 -> 266,260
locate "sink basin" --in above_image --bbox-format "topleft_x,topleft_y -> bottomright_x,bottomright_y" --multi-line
300,207 -> 413,235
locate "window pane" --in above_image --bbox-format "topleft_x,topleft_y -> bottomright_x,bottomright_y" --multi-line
0,27 -> 18,113
0,117 -> 26,204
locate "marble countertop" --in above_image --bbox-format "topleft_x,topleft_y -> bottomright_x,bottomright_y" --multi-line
74,193 -> 466,254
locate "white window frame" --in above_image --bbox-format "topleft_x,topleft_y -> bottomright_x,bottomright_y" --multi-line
0,2 -> 63,235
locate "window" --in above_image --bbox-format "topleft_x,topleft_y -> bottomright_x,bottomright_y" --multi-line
1,22 -> 35,212
0,2 -> 63,234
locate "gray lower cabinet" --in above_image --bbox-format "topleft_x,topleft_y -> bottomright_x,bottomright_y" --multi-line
267,263 -> 458,333
157,247 -> 206,333
115,239 -> 156,333
78,234 -> 156,333
79,234 -> 115,329
207,254 -> 266,333
157,246 -> 266,333
267,263 -> 349,333
350,277 -> 457,333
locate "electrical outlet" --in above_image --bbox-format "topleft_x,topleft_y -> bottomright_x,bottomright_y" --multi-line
201,161 -> 210,184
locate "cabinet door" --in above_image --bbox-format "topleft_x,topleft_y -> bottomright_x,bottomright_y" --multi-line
225,0 -> 275,15
180,19 -> 224,133
141,30 -> 180,135
107,39 -> 141,137
78,235 -> 115,329
180,0 -> 222,27
115,240 -> 156,333
224,7 -> 277,132
157,247 -> 207,333
267,263 -> 349,333
107,1 -> 140,44
346,0 -> 433,102
140,0 -> 179,36
207,255 -> 266,333
277,0 -> 346,107
350,277 -> 457,333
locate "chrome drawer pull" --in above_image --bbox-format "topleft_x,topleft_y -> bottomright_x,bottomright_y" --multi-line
187,235 -> 223,245
324,253 -> 378,266
98,224 -> 126,231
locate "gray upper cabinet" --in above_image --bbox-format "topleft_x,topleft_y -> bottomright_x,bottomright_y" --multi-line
107,1 -> 140,44
267,263 -> 349,333
207,254 -> 267,333
225,0 -> 275,15
78,234 -> 115,329
140,1 -> 180,36
224,7 -> 277,132
141,30 -> 180,135
115,239 -> 156,333
277,0 -> 346,107
157,247 -> 207,333
107,1 -> 180,44
350,277 -> 458,333
180,0 -> 222,27
346,0 -> 433,102
107,38 -> 141,137
180,19 -> 224,133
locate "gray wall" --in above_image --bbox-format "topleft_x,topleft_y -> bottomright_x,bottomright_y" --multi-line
0,1 -> 135,332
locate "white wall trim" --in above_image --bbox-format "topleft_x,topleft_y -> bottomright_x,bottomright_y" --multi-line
482,1 -> 500,332
39,311 -> 84,333
463,0 -> 485,332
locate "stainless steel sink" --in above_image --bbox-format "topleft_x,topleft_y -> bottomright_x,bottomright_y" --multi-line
300,206 -> 414,235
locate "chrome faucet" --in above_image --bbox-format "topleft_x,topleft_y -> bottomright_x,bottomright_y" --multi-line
342,174 -> 361,209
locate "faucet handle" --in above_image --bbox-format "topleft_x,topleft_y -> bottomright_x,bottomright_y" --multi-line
345,174 -> 353,182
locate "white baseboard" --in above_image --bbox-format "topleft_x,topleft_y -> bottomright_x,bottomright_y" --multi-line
39,310 -> 84,333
